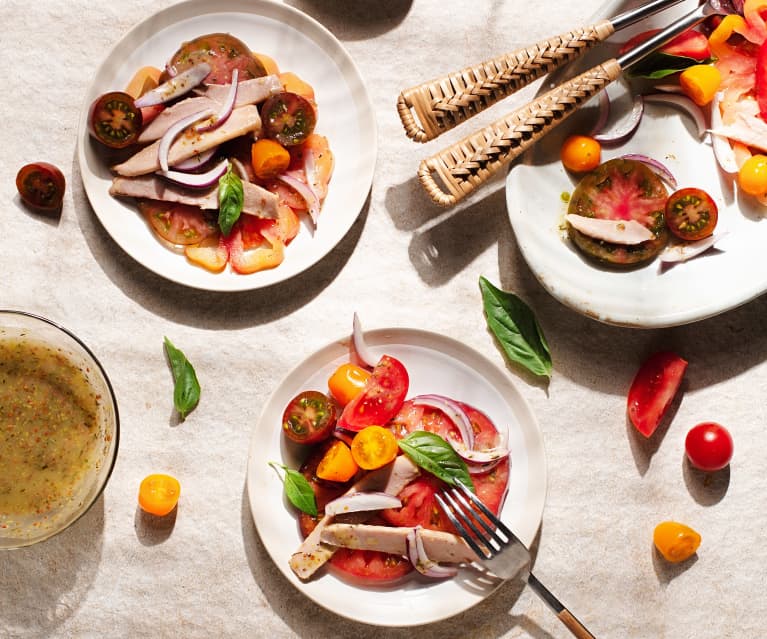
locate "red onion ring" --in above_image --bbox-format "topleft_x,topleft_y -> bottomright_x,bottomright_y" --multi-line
406,526 -> 458,578
157,108 -> 214,172
643,93 -> 706,139
588,92 -> 611,138
594,95 -> 644,145
172,147 -> 218,171
156,158 -> 229,189
134,63 -> 211,108
324,491 -> 402,516
352,312 -> 377,369
276,171 -> 320,225
620,153 -> 678,190
411,394 -> 475,451
195,69 -> 239,133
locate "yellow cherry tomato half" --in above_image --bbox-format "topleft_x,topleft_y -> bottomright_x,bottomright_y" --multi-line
327,363 -> 371,406
738,154 -> 767,196
351,426 -> 399,470
653,521 -> 701,563
560,135 -> 602,173
138,473 -> 181,516
316,440 -> 359,482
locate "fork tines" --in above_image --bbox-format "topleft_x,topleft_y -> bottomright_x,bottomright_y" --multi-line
436,479 -> 516,561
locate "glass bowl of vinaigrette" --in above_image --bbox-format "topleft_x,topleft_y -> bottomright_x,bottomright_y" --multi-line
0,310 -> 119,548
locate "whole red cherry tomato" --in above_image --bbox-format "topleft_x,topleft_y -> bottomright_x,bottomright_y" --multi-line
685,422 -> 733,471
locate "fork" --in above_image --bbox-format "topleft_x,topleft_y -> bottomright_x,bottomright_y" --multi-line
436,480 -> 596,639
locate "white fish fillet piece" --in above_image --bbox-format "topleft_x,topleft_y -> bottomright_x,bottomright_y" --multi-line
289,455 -> 420,580
197,75 -> 282,107
321,523 -> 479,564
109,174 -> 279,219
566,214 -> 654,245
113,105 -> 262,177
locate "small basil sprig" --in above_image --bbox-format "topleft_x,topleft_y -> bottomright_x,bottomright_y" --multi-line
398,431 -> 475,492
218,162 -> 244,236
628,52 -> 714,79
479,276 -> 552,379
269,462 -> 318,516
164,337 -> 201,420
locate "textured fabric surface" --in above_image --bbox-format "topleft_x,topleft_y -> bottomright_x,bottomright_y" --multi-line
1,1 -> 764,637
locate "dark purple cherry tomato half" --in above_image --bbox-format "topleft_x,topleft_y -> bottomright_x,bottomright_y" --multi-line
685,422 -> 733,471
664,187 -> 718,241
282,390 -> 337,445
88,91 -> 143,149
16,162 -> 66,211
261,92 -> 317,147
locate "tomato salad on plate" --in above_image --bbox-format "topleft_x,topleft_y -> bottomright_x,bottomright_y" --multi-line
87,32 -> 333,275
274,319 -> 511,584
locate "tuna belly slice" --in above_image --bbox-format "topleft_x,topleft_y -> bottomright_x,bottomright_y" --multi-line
112,105 -> 262,177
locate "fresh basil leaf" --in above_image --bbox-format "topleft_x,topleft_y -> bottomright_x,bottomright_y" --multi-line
218,162 -> 244,236
627,52 -> 714,79
479,276 -> 552,379
398,431 -> 475,492
269,462 -> 318,516
163,337 -> 201,421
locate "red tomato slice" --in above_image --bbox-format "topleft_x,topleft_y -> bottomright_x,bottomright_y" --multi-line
619,28 -> 711,60
336,355 -> 409,432
138,199 -> 218,246
329,546 -> 412,583
627,351 -> 688,437
379,474 -> 456,532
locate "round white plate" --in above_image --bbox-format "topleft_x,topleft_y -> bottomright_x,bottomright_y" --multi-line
246,327 -> 546,627
507,0 -> 767,328
77,0 -> 375,292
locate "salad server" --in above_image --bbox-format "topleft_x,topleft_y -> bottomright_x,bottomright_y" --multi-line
415,0 -> 741,206
397,0 -> 686,143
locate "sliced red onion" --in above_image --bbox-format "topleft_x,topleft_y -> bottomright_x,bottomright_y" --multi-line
277,171 -> 320,225
406,526 -> 458,578
652,84 -> 684,94
620,153 -> 677,190
452,442 -> 509,464
643,93 -> 706,139
412,394 -> 475,451
324,491 -> 402,516
158,108 -> 215,172
594,95 -> 644,145
352,312 -> 377,369
303,147 -> 325,204
709,92 -> 739,174
195,69 -> 239,133
134,63 -> 211,108
230,157 -> 251,181
659,231 -> 729,264
467,458 -> 504,475
588,92 -> 610,138
156,158 -> 229,189
172,147 -> 218,171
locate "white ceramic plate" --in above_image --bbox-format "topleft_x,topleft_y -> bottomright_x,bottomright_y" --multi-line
77,0 -> 375,291
246,327 -> 546,627
507,0 -> 767,327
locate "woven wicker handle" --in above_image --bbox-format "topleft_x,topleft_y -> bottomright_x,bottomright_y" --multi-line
418,58 -> 623,207
397,19 -> 614,143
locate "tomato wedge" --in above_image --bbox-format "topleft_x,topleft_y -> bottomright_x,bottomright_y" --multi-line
336,355 -> 409,433
627,351 -> 688,437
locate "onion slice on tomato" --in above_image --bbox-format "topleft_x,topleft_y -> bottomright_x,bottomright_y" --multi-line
411,394 -> 475,451
156,157 -> 229,189
195,69 -> 239,133
276,171 -> 320,226
134,63 -> 211,108
406,526 -> 458,578
324,491 -> 402,516
593,95 -> 644,145
157,108 -> 215,172
352,312 -> 377,369
620,153 -> 677,189
643,93 -> 706,139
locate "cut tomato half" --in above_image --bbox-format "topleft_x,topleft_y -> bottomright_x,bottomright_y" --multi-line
627,351 -> 688,437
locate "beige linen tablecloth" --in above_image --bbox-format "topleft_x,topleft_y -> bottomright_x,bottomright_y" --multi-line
2,0 -> 766,637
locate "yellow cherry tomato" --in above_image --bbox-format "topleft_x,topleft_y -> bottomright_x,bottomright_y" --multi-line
351,426 -> 398,470
316,440 -> 359,482
138,473 -> 181,516
251,138 -> 291,180
653,521 -> 701,563
560,135 -> 602,173
679,64 -> 722,107
327,363 -> 371,406
738,154 -> 767,196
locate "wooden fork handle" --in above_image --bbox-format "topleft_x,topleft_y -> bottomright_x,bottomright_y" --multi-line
397,19 -> 614,143
417,58 -> 622,207
528,573 -> 596,639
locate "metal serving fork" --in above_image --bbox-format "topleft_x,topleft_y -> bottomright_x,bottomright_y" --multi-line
436,480 -> 596,639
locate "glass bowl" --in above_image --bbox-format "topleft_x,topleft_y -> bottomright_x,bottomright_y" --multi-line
0,310 -> 119,549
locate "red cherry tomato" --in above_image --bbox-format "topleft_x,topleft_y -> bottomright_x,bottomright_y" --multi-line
88,91 -> 143,149
16,162 -> 65,211
664,188 -> 718,241
685,422 -> 733,471
336,355 -> 409,433
627,351 -> 688,437
261,92 -> 317,147
281,390 -> 336,445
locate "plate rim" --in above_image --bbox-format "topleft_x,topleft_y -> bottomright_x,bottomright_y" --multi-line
76,0 -> 377,292
245,325 -> 547,627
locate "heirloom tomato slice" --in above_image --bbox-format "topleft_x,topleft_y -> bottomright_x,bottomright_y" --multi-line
627,351 -> 688,437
